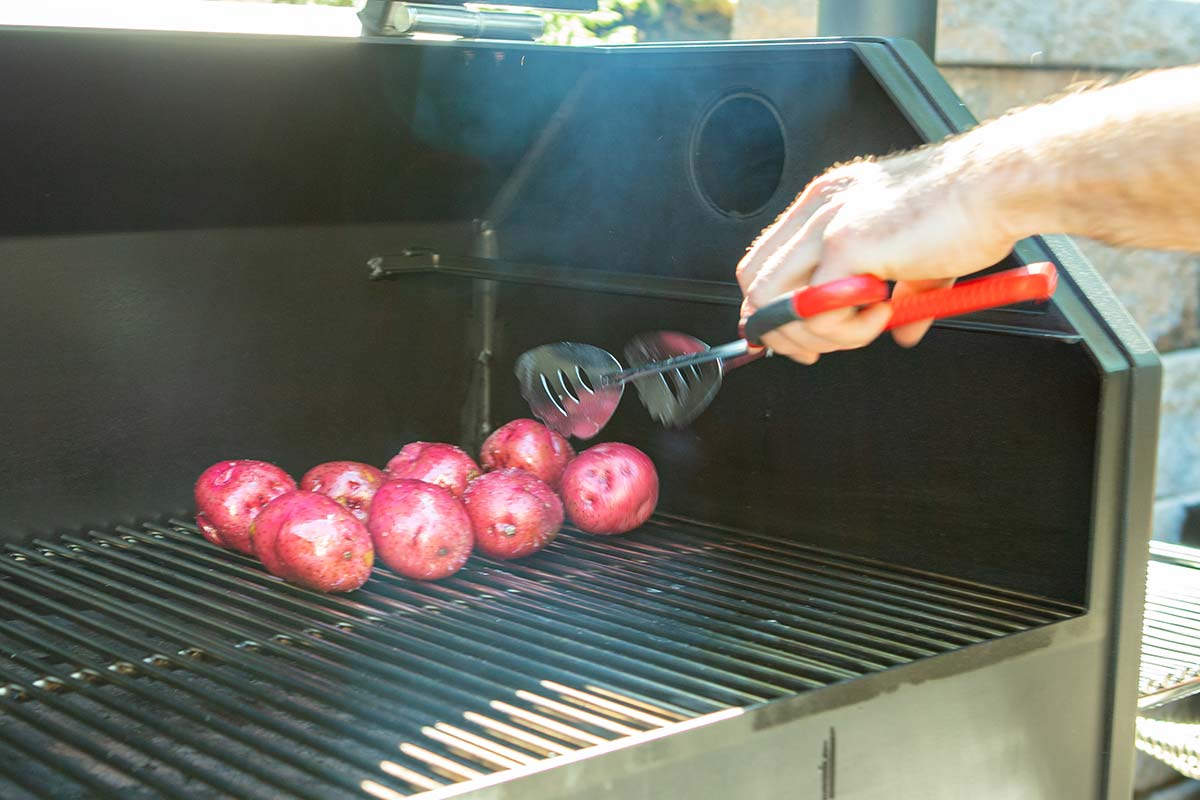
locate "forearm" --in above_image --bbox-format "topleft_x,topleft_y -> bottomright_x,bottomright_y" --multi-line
948,64 -> 1200,251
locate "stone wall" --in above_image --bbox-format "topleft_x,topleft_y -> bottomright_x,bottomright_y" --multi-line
936,0 -> 1200,70
731,0 -> 1200,542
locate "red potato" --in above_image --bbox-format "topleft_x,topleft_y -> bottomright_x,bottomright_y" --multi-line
462,469 -> 562,560
300,461 -> 385,523
368,479 -> 473,581
386,442 -> 481,499
250,491 -> 374,593
560,443 -> 658,535
480,418 -> 575,488
194,460 -> 297,554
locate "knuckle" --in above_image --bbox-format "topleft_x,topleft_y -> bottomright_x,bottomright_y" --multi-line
747,270 -> 779,307
820,224 -> 854,259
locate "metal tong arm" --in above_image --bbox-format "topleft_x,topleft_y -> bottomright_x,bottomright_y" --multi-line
603,341 -> 751,386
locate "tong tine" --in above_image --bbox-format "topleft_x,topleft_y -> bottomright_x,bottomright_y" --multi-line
551,365 -> 597,407
667,368 -> 690,399
550,371 -> 578,409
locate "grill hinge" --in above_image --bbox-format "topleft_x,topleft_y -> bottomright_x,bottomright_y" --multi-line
359,0 -> 566,41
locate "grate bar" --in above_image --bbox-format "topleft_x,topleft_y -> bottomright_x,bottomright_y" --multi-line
421,726 -> 531,770
364,569 -> 816,695
112,527 -> 744,714
0,516 -> 1075,797
0,734 -> 69,800
0,722 -> 120,799
572,530 -> 1023,637
12,540 -> 488,741
426,565 -> 874,678
0,680 -> 186,797
0,606 -> 335,800
617,526 -> 1048,631
537,681 -> 681,727
53,534 -> 653,723
652,514 -> 1082,617
1139,557 -> 1200,708
485,550 -> 914,667
0,668 -> 263,799
0,554 -> 433,795
514,691 -> 643,737
462,711 -> 577,757
136,524 -> 741,715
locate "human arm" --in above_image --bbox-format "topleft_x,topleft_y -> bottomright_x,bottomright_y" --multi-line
736,63 -> 1200,363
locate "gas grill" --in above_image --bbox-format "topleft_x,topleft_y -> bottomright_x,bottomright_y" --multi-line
0,22 -> 1160,800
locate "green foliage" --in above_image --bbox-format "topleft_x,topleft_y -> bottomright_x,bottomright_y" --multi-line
543,0 -> 733,45
258,0 -> 732,44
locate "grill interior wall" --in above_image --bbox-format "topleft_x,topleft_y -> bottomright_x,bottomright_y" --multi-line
0,31 -> 1099,600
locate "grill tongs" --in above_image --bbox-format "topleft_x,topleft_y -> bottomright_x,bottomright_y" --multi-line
516,263 -> 1059,439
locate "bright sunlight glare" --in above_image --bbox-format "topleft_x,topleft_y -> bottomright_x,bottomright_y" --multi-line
0,0 -> 364,37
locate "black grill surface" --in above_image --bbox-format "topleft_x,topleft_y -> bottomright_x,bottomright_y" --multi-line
0,516 -> 1078,798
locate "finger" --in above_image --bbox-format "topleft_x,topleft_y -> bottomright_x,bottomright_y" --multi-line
762,320 -> 845,356
736,179 -> 835,293
746,202 -> 839,309
804,302 -> 895,349
759,331 -> 820,365
757,303 -> 892,362
889,278 -> 954,348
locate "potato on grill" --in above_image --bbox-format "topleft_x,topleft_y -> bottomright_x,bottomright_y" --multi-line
194,460 -> 296,555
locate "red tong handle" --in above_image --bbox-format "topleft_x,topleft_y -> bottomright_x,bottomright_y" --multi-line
742,262 -> 1059,346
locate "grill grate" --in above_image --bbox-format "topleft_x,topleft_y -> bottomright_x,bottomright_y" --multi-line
1140,543 -> 1200,705
1136,543 -> 1200,779
0,515 -> 1077,798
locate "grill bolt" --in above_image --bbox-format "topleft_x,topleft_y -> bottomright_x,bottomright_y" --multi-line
108,661 -> 139,676
0,684 -> 29,702
236,640 -> 262,652
33,677 -> 67,693
178,647 -> 208,660
142,654 -> 173,668
333,622 -> 355,632
70,668 -> 105,685
271,635 -> 297,647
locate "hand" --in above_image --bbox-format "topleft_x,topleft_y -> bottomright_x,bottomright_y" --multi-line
736,146 -> 1023,363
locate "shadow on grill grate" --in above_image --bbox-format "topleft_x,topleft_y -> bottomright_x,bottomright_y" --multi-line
0,516 -> 1080,798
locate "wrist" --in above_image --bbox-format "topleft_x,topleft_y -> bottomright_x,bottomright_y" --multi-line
942,110 -> 1067,244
